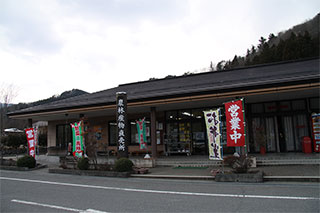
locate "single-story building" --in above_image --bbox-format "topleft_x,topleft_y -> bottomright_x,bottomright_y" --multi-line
8,58 -> 320,157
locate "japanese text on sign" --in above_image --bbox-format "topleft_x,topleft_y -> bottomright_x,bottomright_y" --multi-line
70,121 -> 84,157
204,109 -> 222,160
117,98 -> 126,151
25,128 -> 35,158
137,118 -> 147,150
225,100 -> 245,147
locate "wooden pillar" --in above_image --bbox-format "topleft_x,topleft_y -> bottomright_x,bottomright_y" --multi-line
116,92 -> 128,158
28,118 -> 32,127
150,107 -> 157,158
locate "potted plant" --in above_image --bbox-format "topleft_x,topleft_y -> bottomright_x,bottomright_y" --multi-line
215,154 -> 263,183
223,155 -> 252,173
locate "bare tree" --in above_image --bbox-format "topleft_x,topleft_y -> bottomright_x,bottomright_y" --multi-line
0,83 -> 18,134
0,83 -> 18,162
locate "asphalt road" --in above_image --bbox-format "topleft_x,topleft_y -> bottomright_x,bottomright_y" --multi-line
1,169 -> 319,212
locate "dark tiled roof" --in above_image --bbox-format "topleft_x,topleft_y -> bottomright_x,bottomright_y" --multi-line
9,58 -> 320,116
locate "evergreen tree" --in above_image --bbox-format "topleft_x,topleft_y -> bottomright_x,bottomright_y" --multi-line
231,55 -> 239,68
210,14 -> 319,71
216,60 -> 225,71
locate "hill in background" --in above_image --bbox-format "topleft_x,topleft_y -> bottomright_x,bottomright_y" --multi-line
211,13 -> 319,71
1,89 -> 88,130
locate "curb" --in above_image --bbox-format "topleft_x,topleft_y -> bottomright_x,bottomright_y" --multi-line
264,176 -> 320,182
48,168 -> 130,178
0,164 -> 47,171
131,174 -> 215,180
131,174 -> 320,182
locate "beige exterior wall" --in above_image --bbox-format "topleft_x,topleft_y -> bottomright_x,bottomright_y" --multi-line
86,117 -> 108,152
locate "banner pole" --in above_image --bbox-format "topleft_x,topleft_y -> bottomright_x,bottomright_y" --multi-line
242,98 -> 248,156
219,108 -> 224,174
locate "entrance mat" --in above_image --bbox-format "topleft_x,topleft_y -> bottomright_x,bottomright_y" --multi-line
173,166 -> 209,170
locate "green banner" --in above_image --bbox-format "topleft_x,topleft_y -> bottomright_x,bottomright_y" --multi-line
70,121 -> 84,157
136,118 -> 147,150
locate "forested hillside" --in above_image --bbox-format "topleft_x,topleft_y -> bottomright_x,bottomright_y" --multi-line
1,89 -> 88,130
212,13 -> 319,71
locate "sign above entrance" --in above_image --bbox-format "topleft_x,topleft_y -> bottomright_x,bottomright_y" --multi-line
225,99 -> 246,147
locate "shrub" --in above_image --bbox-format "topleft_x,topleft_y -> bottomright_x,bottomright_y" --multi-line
77,157 -> 89,170
114,158 -> 133,172
17,155 -> 36,168
2,134 -> 27,148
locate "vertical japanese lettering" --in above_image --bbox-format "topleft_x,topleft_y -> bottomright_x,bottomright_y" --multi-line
116,92 -> 128,157
225,100 -> 245,147
25,128 -> 35,158
204,109 -> 222,160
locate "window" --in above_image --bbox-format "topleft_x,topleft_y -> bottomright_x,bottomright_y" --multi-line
264,102 -> 277,113
251,103 -> 264,114
292,100 -> 306,111
192,109 -> 205,119
56,124 -> 71,149
279,101 -> 291,111
108,122 -> 117,146
166,111 -> 178,120
178,110 -> 192,120
109,120 -> 151,146
310,98 -> 320,111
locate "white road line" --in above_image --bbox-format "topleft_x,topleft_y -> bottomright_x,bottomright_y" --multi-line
12,199 -> 81,212
2,176 -> 319,201
82,209 -> 109,213
11,199 -> 108,213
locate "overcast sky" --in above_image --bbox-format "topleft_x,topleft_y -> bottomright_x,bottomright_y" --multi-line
0,0 -> 319,103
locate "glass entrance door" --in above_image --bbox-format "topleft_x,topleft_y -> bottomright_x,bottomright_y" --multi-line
279,116 -> 295,151
278,114 -> 309,152
251,117 -> 277,152
265,117 -> 277,152
192,121 -> 206,155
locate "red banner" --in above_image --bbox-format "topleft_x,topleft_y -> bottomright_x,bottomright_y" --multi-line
225,100 -> 245,147
25,128 -> 35,158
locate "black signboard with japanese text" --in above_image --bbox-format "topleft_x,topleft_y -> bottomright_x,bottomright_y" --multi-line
116,92 -> 128,158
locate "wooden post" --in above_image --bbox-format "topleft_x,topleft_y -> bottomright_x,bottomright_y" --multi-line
151,107 -> 157,159
28,118 -> 33,128
116,92 -> 128,158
